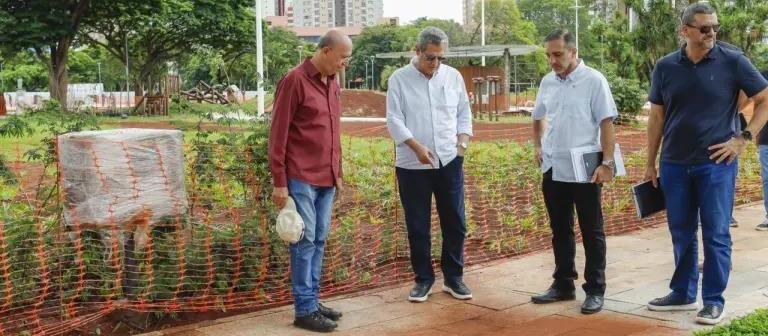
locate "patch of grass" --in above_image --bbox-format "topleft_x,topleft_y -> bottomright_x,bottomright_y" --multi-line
694,308 -> 768,336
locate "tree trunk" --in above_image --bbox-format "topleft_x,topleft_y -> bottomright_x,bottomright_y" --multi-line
38,35 -> 73,111
47,60 -> 68,109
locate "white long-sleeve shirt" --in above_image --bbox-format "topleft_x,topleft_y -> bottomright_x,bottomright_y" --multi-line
386,59 -> 473,169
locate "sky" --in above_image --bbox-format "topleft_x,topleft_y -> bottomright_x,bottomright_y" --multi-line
383,0 -> 464,25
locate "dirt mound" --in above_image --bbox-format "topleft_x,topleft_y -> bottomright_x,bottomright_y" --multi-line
341,90 -> 386,117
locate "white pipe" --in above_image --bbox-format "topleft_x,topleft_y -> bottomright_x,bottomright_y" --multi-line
481,0 -> 486,66
256,0 -> 265,117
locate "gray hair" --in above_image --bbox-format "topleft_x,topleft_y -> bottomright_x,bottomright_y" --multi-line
416,27 -> 449,51
681,2 -> 715,26
544,29 -> 577,50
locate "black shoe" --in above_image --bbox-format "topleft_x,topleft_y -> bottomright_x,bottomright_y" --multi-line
317,302 -> 342,321
755,220 -> 768,231
531,287 -> 575,304
293,311 -> 337,332
647,293 -> 698,311
408,282 -> 433,302
696,304 -> 725,325
581,295 -> 604,314
442,280 -> 473,300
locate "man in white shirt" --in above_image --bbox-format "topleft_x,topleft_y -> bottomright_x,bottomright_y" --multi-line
386,27 -> 473,303
529,29 -> 618,315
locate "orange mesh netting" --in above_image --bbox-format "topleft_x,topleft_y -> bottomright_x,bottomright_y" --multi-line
0,121 -> 762,335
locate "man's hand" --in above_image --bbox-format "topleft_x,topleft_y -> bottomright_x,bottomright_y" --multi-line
414,144 -> 436,167
457,145 -> 467,157
708,136 -> 747,164
272,187 -> 289,209
644,165 -> 659,188
534,147 -> 542,167
591,165 -> 614,184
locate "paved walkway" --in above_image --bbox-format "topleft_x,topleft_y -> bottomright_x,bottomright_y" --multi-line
143,203 -> 768,336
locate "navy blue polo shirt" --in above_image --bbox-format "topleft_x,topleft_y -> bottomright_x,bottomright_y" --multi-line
649,42 -> 768,164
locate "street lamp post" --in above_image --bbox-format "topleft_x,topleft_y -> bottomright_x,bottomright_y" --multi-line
298,45 -> 304,65
364,59 -> 369,89
369,56 -> 375,90
572,0 -> 582,50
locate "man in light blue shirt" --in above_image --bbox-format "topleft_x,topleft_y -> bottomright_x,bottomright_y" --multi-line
530,29 -> 618,315
386,27 -> 473,303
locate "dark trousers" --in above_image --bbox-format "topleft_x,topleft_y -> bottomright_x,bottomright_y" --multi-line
542,170 -> 606,296
396,156 -> 466,285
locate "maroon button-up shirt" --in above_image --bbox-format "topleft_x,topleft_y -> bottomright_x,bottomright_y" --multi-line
268,59 -> 342,188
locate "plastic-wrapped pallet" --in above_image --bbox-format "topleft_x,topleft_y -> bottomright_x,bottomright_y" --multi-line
58,129 -> 188,229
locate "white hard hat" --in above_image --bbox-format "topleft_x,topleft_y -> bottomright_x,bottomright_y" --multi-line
275,197 -> 304,243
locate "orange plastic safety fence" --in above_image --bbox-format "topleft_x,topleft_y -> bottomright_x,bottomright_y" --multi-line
0,127 -> 762,336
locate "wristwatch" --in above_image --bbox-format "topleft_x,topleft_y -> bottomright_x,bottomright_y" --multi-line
459,142 -> 468,150
601,159 -> 615,169
740,130 -> 753,141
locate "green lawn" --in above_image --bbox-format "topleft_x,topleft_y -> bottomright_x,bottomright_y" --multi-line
695,309 -> 768,336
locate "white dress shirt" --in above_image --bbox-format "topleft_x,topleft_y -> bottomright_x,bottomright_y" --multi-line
386,58 -> 473,169
532,61 -> 618,183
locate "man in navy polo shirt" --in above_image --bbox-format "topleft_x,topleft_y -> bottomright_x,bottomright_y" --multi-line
644,3 -> 768,325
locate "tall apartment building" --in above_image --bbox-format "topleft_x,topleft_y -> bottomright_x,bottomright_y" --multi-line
463,0 -> 476,28
291,0 -> 383,28
260,0 -> 277,16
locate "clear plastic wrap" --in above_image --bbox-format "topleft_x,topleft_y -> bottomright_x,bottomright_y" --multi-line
58,128 -> 188,228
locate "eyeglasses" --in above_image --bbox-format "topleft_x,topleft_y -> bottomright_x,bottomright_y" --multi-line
422,54 -> 446,62
686,24 -> 720,34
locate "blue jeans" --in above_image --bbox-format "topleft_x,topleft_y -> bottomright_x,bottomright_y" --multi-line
660,161 -> 736,308
287,179 -> 336,317
760,145 -> 768,218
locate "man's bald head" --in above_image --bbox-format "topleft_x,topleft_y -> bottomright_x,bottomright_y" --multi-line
312,29 -> 353,77
317,29 -> 352,49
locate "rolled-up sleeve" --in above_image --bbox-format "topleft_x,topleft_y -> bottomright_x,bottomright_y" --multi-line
456,72 -> 473,136
386,74 -> 414,144
268,74 -> 300,188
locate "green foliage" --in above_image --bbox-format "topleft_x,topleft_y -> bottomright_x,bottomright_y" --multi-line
624,0 -> 680,82
0,51 -> 48,92
710,0 -> 768,57
378,65 -> 398,91
599,65 -> 646,122
83,0 -> 254,95
473,0 -> 538,46
694,308 -> 768,336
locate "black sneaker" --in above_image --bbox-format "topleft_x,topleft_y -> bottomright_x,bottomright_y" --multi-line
755,220 -> 768,231
647,293 -> 698,311
317,302 -> 342,321
408,282 -> 433,302
696,304 -> 725,325
442,280 -> 473,300
293,310 -> 337,332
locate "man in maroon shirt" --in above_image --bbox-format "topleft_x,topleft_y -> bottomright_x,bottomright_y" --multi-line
268,30 -> 351,333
